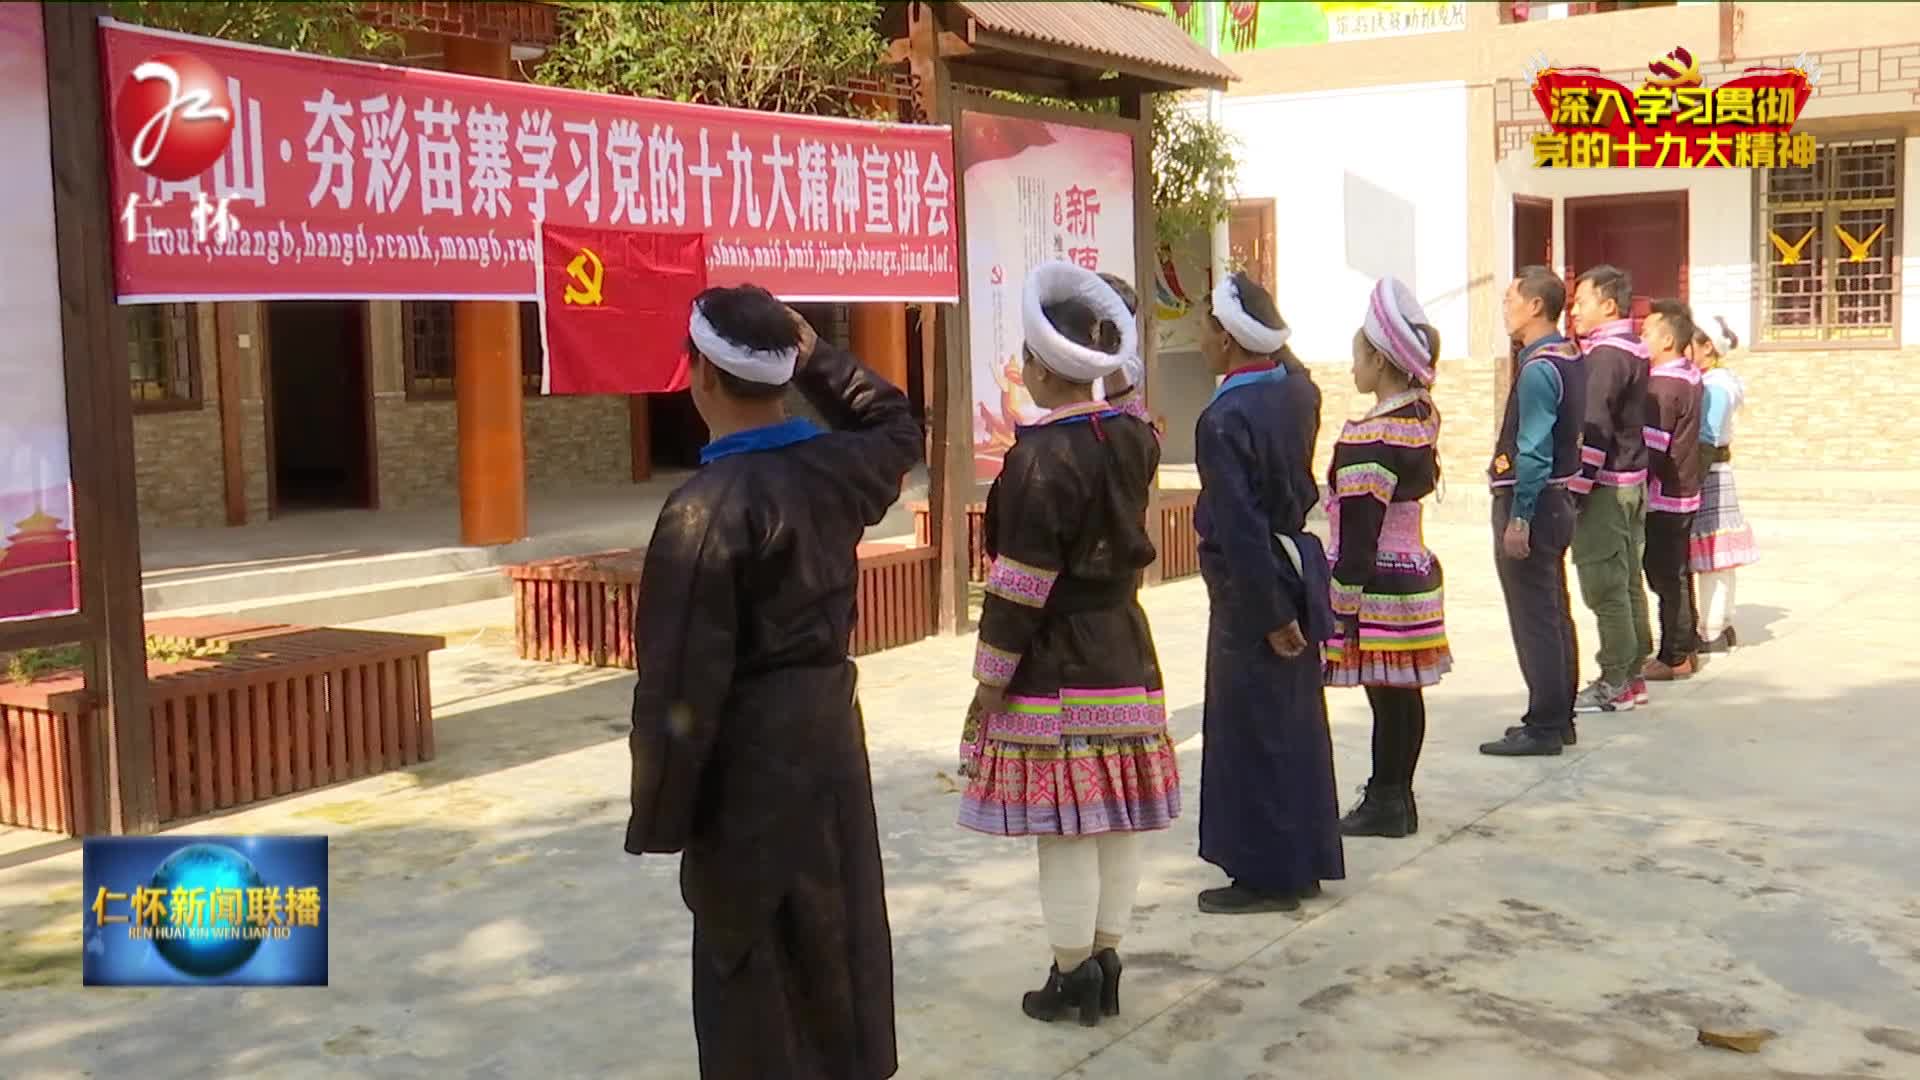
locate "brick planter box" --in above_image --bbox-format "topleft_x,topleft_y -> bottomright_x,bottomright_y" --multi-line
0,619 -> 444,836
509,542 -> 938,669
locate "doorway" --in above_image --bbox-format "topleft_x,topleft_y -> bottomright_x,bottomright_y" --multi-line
1229,199 -> 1277,292
1513,196 -> 1553,274
1564,191 -> 1689,333
263,301 -> 376,513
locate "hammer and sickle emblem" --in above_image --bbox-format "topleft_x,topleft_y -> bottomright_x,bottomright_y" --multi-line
563,246 -> 605,306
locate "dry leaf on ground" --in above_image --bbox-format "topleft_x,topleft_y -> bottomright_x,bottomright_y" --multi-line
1697,1027 -> 1777,1053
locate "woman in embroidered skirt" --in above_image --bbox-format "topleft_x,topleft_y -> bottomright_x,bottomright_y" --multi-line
958,261 -> 1178,1028
1326,277 -> 1452,840
1687,317 -> 1757,651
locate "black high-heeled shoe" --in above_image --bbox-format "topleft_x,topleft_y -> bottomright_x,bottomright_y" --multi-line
1093,947 -> 1122,1016
1020,956 -> 1105,1026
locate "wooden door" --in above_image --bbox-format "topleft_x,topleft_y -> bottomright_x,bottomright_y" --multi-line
1513,196 -> 1553,273
1565,191 -> 1688,336
1229,199 -> 1276,293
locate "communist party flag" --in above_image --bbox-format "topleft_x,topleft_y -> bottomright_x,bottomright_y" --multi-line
537,225 -> 707,394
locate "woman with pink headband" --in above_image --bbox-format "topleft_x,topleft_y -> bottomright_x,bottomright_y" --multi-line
1325,276 -> 1452,839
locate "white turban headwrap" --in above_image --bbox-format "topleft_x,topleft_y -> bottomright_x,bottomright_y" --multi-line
1362,276 -> 1437,387
688,301 -> 799,385
1211,275 -> 1290,355
1022,261 -> 1134,383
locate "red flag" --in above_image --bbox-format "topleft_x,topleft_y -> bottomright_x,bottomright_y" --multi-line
538,225 -> 707,395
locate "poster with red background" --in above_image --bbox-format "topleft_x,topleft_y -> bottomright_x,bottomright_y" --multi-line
0,4 -> 80,623
100,20 -> 959,303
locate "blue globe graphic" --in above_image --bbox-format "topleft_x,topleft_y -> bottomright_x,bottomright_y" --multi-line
147,843 -> 265,978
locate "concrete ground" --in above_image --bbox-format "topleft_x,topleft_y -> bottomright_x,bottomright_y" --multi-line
4,497 -> 1918,1079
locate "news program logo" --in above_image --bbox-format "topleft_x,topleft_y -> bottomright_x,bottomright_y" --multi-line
113,51 -> 234,181
82,836 -> 328,987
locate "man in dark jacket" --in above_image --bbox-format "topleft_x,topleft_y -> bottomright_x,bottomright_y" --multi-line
627,285 -> 921,1079
1566,265 -> 1654,715
1640,298 -> 1706,681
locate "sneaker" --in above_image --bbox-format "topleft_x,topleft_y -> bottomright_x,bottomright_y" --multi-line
1631,677 -> 1650,705
1574,679 -> 1635,714
1478,727 -> 1565,757
1507,722 -> 1577,746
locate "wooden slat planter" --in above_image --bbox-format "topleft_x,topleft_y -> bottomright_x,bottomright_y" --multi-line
0,620 -> 444,836
909,500 -> 989,582
1155,490 -> 1202,582
510,543 -> 938,669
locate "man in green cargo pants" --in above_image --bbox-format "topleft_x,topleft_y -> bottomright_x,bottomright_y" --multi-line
1566,266 -> 1654,715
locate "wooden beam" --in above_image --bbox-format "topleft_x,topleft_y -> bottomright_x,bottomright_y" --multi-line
42,0 -> 157,834
214,304 -> 249,526
910,1 -> 973,637
1069,76 -> 1161,102
946,60 -> 1075,99
1717,1 -> 1737,64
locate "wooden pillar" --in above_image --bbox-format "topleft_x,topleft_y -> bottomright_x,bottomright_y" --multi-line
851,303 -> 910,388
1122,92 -> 1166,586
1717,2 -> 1738,63
909,2 -> 972,635
443,36 -> 526,546
214,304 -> 248,526
43,1 -> 156,833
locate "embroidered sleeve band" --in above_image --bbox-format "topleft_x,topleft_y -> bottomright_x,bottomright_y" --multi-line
984,555 -> 1059,609
1643,426 -> 1672,452
1580,444 -> 1607,466
973,640 -> 1020,688
1332,462 -> 1399,505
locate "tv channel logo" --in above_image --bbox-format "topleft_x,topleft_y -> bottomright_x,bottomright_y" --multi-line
82,836 -> 327,986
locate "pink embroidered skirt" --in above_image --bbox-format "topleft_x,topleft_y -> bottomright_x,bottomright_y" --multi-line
958,687 -> 1181,837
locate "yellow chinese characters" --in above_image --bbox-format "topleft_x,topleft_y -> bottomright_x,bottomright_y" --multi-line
89,881 -> 324,929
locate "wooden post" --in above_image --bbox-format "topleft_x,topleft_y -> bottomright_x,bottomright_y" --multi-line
851,303 -> 910,389
214,304 -> 248,526
1122,91 -> 1167,586
910,2 -> 973,635
443,35 -> 527,547
42,1 -> 157,833
1717,2 -> 1738,64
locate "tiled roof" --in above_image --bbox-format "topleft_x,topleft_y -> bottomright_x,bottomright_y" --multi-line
950,1 -> 1236,90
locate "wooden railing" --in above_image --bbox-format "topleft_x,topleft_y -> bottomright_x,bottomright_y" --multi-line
0,619 -> 443,836
910,500 -> 989,582
508,542 -> 938,670
1155,490 -> 1202,582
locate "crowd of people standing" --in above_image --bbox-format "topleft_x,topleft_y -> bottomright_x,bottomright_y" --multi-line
619,257 -> 1761,1077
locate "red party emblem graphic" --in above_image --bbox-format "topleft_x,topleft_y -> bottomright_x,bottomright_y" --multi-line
113,52 -> 234,182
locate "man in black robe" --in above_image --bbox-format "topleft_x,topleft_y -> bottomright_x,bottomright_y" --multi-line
626,284 -> 921,1079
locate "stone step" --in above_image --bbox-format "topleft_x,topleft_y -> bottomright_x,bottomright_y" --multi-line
152,568 -> 508,628
142,546 -> 510,614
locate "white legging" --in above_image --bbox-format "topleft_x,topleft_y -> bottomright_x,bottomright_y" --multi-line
1036,833 -> 1145,956
1697,568 -> 1738,641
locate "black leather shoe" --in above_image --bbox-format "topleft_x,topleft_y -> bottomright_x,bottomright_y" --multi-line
1198,883 -> 1300,914
1093,947 -> 1122,1016
1022,957 -> 1105,1026
1507,722 -> 1577,746
1479,727 -> 1564,757
1340,782 -> 1411,838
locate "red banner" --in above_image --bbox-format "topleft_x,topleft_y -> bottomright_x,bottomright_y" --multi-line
537,225 -> 703,395
100,21 -> 958,303
1530,56 -> 1814,169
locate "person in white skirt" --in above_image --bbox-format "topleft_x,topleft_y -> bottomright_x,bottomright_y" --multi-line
1686,317 -> 1757,651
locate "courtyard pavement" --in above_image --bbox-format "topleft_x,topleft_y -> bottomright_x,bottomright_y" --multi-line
3,498 -> 1918,1079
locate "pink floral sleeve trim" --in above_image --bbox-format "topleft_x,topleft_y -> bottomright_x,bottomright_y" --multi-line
984,555 -> 1058,609
973,640 -> 1020,688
